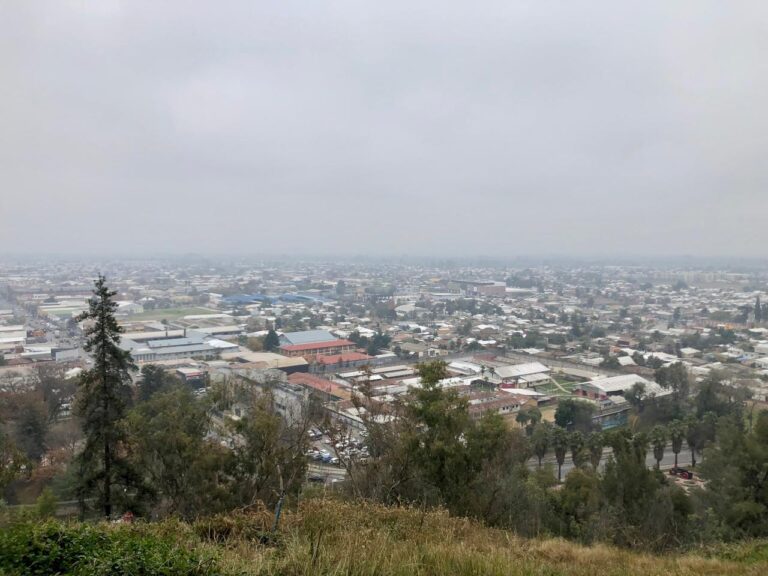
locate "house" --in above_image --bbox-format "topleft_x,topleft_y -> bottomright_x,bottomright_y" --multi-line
465,391 -> 524,420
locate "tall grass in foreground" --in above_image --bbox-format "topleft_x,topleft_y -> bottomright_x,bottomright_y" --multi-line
2,498 -> 767,575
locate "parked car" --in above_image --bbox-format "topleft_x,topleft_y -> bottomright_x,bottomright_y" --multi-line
668,467 -> 694,479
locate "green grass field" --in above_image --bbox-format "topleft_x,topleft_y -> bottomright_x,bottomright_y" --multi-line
538,379 -> 578,396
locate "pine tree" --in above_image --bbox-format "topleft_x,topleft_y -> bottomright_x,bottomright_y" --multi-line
263,328 -> 280,351
75,275 -> 141,519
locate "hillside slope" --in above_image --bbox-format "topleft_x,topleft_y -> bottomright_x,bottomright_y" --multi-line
2,499 -> 767,575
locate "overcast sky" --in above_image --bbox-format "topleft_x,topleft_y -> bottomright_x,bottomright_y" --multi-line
1,1 -> 767,258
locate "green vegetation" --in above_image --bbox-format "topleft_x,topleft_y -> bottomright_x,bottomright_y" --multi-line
137,364 -> 181,402
1,500 -> 766,576
5,276 -> 768,573
0,519 -> 216,575
263,328 -> 280,351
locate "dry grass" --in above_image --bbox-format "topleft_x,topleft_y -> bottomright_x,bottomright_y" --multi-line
8,498 -> 762,575
183,498 -> 767,575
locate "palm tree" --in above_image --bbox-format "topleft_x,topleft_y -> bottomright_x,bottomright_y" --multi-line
569,431 -> 585,468
552,426 -> 569,482
685,415 -> 700,468
527,406 -> 542,427
516,406 -> 542,436
516,409 -> 531,430
532,422 -> 550,468
650,425 -> 667,469
631,432 -> 650,466
669,420 -> 686,468
587,431 -> 604,470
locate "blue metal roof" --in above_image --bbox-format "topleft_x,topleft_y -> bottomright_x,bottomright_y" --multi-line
222,294 -> 268,305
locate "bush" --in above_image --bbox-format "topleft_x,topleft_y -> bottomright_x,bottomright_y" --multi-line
0,520 -> 218,575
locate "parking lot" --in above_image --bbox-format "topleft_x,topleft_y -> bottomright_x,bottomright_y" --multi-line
305,427 -> 368,484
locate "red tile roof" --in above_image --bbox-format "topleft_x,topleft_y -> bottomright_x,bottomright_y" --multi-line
288,373 -> 351,399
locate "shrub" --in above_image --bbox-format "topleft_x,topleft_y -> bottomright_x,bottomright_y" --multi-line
0,520 -> 218,575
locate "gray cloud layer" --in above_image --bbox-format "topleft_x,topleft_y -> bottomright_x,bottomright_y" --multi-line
2,1 -> 767,257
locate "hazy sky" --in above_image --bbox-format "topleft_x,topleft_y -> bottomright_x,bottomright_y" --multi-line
2,1 -> 767,258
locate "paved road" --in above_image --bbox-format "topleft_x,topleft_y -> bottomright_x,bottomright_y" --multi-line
307,444 -> 698,486
531,445 -> 696,477
307,463 -> 347,484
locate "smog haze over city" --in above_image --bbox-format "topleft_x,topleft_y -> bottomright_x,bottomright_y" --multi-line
4,3 -> 768,576
2,1 -> 768,259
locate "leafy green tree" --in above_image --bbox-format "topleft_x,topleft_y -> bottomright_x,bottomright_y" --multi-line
552,426 -> 569,482
650,425 -> 667,469
263,329 -> 280,352
366,332 -> 392,356
555,399 -> 595,433
699,412 -> 768,537
350,360 -> 539,524
404,362 -> 473,504
137,364 -> 179,402
33,487 -> 58,519
74,275 -> 142,519
35,364 -> 76,421
624,382 -> 647,414
13,393 -> 49,462
558,467 -> 601,539
228,392 -> 309,509
685,414 -> 716,469
126,386 -> 228,518
0,426 -> 23,493
654,363 -> 690,412
601,429 -> 691,548
694,372 -> 748,419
